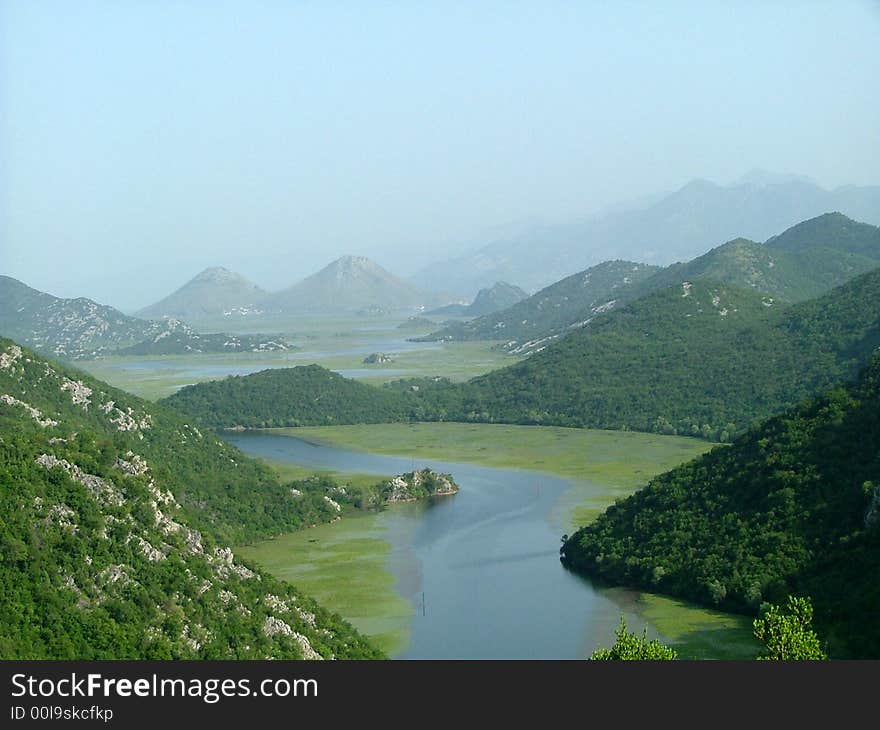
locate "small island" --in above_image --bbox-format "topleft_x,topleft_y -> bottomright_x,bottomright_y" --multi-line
362,352 -> 394,364
381,468 -> 459,503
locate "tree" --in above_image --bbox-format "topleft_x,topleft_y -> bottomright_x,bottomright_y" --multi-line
590,618 -> 678,660
753,596 -> 827,660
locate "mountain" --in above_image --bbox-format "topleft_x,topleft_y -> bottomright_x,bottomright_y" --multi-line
163,364 -> 411,428
0,276 -> 288,360
411,178 -> 880,298
420,213 -> 880,354
0,338 -> 380,659
136,267 -> 268,322
426,281 -> 528,318
264,256 -> 443,314
418,261 -> 660,353
396,268 -> 880,440
560,354 -> 880,658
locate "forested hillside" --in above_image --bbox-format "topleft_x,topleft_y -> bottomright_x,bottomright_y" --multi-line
407,269 -> 880,439
0,338 -> 381,659
560,354 -> 880,658
418,213 -> 880,355
164,364 -> 412,428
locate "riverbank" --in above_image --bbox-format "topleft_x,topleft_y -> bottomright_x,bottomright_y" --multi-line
230,425 -> 758,659
270,422 -> 715,530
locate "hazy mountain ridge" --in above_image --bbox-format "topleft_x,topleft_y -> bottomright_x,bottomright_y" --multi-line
410,179 -> 880,298
0,276 -> 289,360
420,213 -> 880,354
422,268 -> 880,438
426,281 -> 528,318
0,338 -> 380,659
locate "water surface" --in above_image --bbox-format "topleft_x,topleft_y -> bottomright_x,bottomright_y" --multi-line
226,430 -> 659,659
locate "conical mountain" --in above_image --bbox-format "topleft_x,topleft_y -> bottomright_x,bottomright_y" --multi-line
136,267 -> 268,321
266,256 -> 442,314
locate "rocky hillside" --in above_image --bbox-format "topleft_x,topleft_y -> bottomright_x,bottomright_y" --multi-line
0,338 -> 380,659
0,276 -> 289,360
264,256 -> 445,314
419,213 -> 880,355
418,261 -> 659,353
136,266 -> 269,322
395,268 -> 880,440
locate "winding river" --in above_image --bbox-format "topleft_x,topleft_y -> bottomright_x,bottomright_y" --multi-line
226,431 -> 661,659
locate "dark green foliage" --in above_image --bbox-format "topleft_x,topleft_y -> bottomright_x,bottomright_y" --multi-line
0,338 -> 381,659
753,597 -> 827,660
409,269 -> 880,440
560,356 -> 880,657
419,213 -> 880,353
589,619 -> 678,660
164,365 -> 412,428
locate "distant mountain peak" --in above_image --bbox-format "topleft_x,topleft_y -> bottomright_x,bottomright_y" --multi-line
265,256 -> 444,313
136,267 -> 267,321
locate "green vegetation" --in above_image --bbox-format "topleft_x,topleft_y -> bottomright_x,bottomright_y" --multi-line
754,596 -> 827,660
561,355 -> 880,657
237,514 -> 413,656
404,268 -> 880,440
0,338 -> 380,659
0,275 -> 288,361
593,595 -> 827,661
164,364 -> 411,427
419,260 -> 659,349
590,619 -> 678,660
164,267 -> 880,443
421,213 -> 880,354
279,422 -> 712,529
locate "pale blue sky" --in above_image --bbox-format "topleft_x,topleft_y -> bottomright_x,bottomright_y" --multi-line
2,0 -> 879,310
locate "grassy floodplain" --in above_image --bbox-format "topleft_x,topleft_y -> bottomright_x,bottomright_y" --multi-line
273,422 -> 717,530
241,422 -> 760,658
78,340 -> 515,401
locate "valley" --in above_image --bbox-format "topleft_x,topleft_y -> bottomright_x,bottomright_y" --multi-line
230,426 -> 756,659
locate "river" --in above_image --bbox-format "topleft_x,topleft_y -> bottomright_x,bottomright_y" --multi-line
225,431 -> 664,659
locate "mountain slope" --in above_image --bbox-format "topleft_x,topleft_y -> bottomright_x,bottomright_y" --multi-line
136,267 -> 268,321
0,276 -> 288,359
411,179 -> 880,297
427,281 -> 528,318
401,269 -> 880,439
266,256 -> 442,314
419,261 -> 659,351
420,213 -> 880,354
0,338 -> 380,659
560,354 -> 880,658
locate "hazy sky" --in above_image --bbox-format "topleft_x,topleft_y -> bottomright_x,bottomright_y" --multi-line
2,1 -> 879,311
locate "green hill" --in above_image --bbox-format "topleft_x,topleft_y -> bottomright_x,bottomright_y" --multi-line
402,268 -> 880,439
0,338 -> 380,659
163,364 -> 411,428
418,213 -> 880,355
560,354 -> 880,658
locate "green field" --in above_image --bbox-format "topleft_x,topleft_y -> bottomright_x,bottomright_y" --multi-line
237,512 -> 412,656
273,422 -> 716,530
